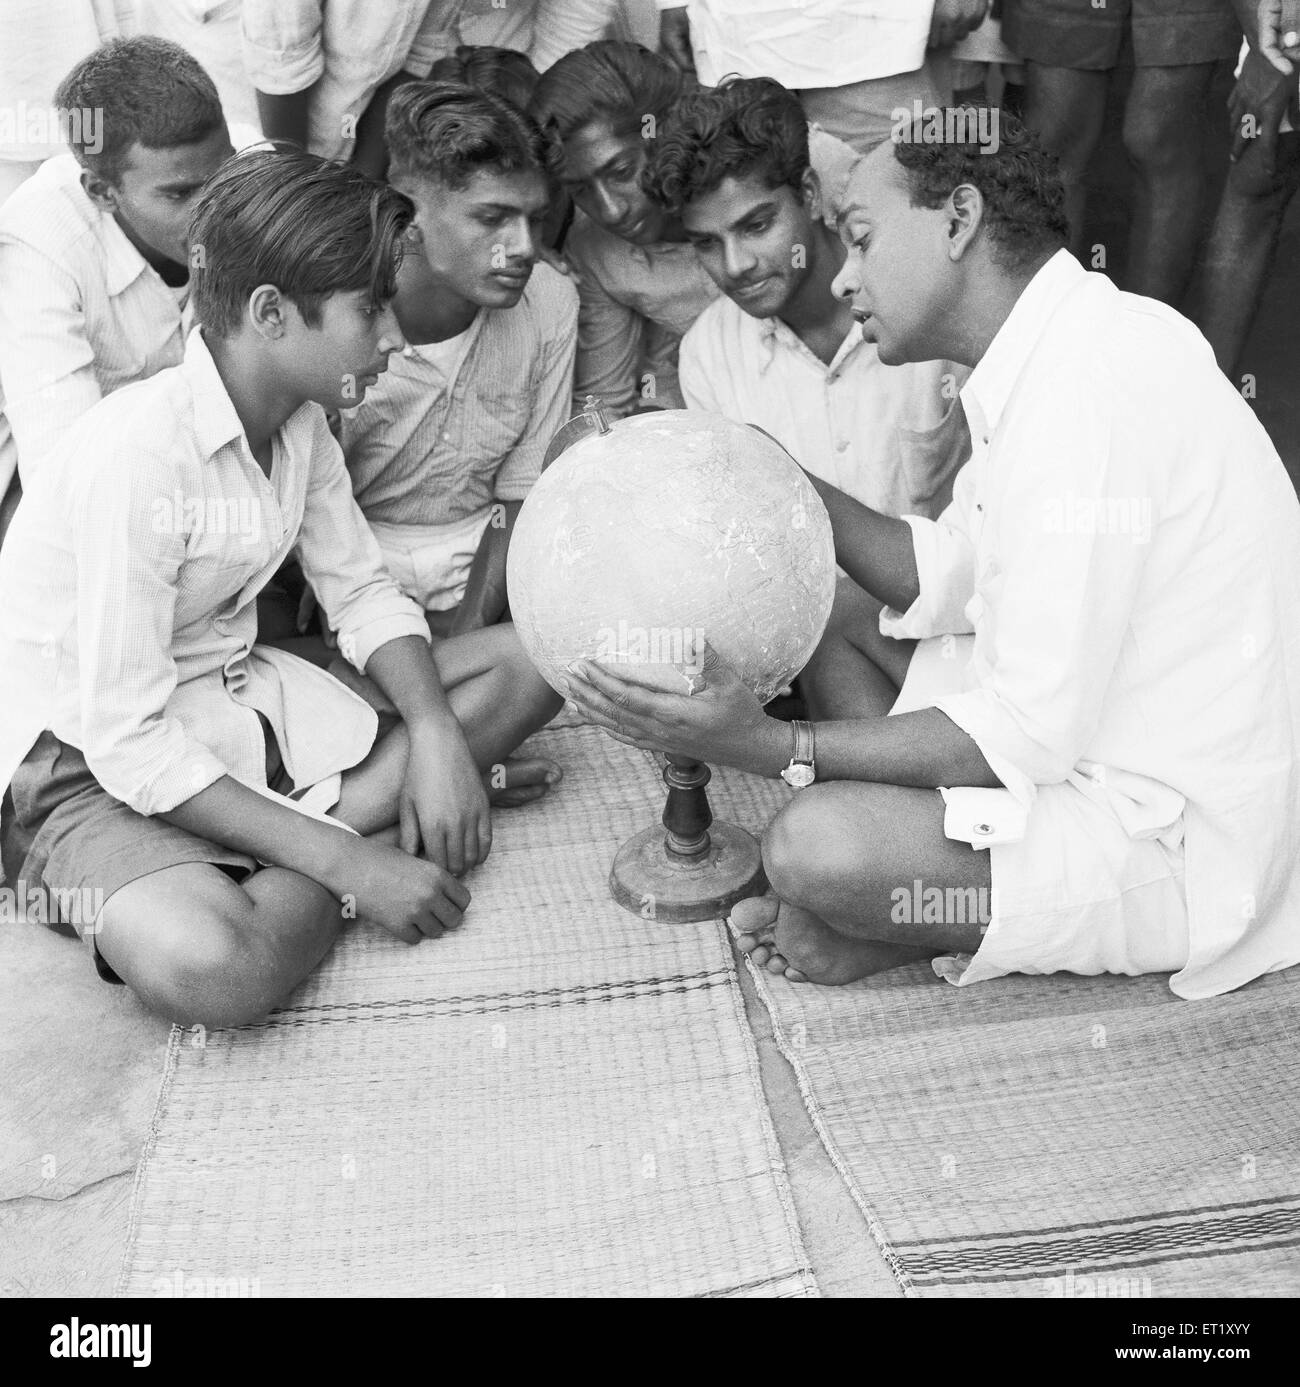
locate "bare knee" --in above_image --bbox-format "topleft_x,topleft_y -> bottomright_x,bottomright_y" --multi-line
762,785 -> 872,906
98,895 -> 291,1030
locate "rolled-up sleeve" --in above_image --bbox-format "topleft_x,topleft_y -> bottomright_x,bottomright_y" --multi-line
71,440 -> 230,814
241,0 -> 325,95
295,414 -> 429,671
879,462 -> 978,640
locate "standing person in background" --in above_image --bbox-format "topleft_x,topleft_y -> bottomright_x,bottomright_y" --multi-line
530,40 -> 859,418
1196,0 -> 1300,376
137,0 -> 262,134
1002,0 -> 1246,305
242,1 -> 625,178
0,0 -> 134,207
656,1 -> 991,154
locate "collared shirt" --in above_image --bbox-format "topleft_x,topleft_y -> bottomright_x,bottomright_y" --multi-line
0,329 -> 430,816
657,1 -> 935,88
567,124 -> 859,420
0,128 -> 260,500
680,301 -> 969,518
880,249 -> 1300,999
0,153 -> 188,499
338,264 -> 578,526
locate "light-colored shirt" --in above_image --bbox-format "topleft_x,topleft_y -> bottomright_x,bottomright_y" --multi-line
0,329 -> 430,817
339,264 -> 578,525
880,250 -> 1300,1000
0,153 -> 188,501
0,127 -> 260,501
658,1 -> 936,88
568,123 -> 859,419
422,0 -> 621,72
138,0 -> 262,133
0,0 -> 135,163
680,302 -> 969,518
241,0 -> 442,160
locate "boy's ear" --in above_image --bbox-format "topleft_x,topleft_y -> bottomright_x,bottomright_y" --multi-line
801,167 -> 823,222
80,167 -> 119,215
247,283 -> 288,339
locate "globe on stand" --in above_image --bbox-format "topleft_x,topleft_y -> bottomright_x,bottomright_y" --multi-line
507,401 -> 837,922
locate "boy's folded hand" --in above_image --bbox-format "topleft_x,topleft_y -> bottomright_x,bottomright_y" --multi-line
336,839 -> 471,945
400,724 -> 493,876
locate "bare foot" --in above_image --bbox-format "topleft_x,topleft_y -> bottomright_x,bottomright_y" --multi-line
487,756 -> 562,807
731,893 -> 932,985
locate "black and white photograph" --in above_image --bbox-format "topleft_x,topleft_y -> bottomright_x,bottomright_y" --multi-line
0,0 -> 1297,1345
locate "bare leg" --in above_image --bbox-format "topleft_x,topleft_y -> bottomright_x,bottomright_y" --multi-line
1122,62 -> 1221,304
1020,63 -> 1109,258
1196,131 -> 1300,375
799,576 -> 916,720
331,623 -> 562,833
94,862 -> 344,1028
733,781 -> 988,984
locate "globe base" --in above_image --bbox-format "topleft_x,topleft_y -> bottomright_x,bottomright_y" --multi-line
609,820 -> 767,924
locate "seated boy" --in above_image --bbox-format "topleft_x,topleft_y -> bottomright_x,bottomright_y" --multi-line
645,76 -> 969,520
0,36 -> 242,532
333,82 -> 577,640
0,148 -> 562,1030
528,41 -> 859,419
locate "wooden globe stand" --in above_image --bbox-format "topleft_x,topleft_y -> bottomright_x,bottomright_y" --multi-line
610,753 -> 766,923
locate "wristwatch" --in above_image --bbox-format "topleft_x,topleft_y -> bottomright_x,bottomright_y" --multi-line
780,719 -> 816,789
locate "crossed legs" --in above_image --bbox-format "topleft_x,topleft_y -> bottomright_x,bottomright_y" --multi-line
94,626 -> 561,1028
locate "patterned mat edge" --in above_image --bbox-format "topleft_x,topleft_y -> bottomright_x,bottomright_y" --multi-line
113,729 -> 823,1299
115,1023 -> 184,1298
743,955 -> 916,1299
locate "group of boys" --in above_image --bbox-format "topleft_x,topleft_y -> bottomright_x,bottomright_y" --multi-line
2,26 -> 1300,1025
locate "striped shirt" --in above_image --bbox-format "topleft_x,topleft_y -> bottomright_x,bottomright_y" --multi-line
0,329 -> 430,817
0,153 -> 188,500
566,124 -> 862,419
338,264 -> 578,527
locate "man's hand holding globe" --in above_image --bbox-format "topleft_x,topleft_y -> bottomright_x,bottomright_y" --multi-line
561,634 -> 789,776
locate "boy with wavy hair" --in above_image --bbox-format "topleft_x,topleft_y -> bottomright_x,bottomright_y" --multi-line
0,148 -> 561,1028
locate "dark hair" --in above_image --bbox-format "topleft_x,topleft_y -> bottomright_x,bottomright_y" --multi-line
891,111 -> 1068,269
427,44 -> 540,114
54,35 -> 224,182
385,80 -> 559,191
188,146 -> 413,337
528,40 -> 681,144
644,77 -> 808,215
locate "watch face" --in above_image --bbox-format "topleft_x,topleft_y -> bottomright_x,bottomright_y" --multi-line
782,763 -> 815,789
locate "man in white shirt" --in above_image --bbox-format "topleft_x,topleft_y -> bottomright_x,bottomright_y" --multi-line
0,37 -> 241,531
0,149 -> 561,1027
649,76 -> 969,520
656,0 -> 992,152
565,113 -> 1300,1002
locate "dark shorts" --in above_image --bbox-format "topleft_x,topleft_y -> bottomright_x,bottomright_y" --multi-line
1002,0 -> 1242,70
1,728 -> 291,983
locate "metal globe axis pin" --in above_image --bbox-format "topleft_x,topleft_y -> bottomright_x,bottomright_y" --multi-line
609,752 -> 767,923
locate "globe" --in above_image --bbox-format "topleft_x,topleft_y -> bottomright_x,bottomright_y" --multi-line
506,410 -> 837,705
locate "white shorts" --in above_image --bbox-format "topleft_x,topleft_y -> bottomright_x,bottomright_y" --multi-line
889,634 -> 1191,986
368,509 -> 493,612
